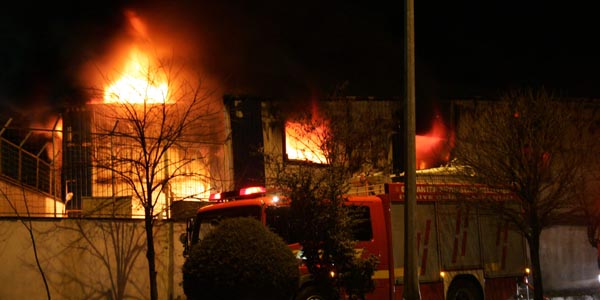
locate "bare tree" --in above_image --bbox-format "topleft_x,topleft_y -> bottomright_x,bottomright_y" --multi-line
265,97 -> 397,299
91,53 -> 225,300
451,88 -> 600,300
52,219 -> 146,300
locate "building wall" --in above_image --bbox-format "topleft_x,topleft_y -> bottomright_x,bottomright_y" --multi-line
540,225 -> 600,293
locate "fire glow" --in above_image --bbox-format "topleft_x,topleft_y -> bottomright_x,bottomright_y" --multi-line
416,116 -> 452,169
285,121 -> 327,164
103,47 -> 169,104
285,115 -> 452,169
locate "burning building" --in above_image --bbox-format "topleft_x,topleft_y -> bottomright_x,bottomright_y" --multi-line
62,45 -> 231,218
223,95 -> 454,192
7,8 -> 453,218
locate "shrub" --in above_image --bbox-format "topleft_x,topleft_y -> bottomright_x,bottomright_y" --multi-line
182,217 -> 300,300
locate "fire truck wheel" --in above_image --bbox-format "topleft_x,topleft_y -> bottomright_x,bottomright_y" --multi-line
294,285 -> 327,300
447,278 -> 483,300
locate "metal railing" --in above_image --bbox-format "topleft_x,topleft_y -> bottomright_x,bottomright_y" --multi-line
0,118 -> 62,217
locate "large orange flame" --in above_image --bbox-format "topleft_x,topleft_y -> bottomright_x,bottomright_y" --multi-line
103,47 -> 169,104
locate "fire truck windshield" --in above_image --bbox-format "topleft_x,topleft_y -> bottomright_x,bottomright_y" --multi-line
265,206 -> 298,244
197,206 -> 262,241
196,205 -> 299,244
195,203 -> 372,245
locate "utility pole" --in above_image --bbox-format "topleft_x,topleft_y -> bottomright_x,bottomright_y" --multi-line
403,0 -> 420,298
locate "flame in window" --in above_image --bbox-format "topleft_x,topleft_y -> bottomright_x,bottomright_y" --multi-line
416,115 -> 452,169
285,121 -> 327,164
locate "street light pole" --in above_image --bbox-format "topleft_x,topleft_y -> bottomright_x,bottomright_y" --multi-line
403,0 -> 420,298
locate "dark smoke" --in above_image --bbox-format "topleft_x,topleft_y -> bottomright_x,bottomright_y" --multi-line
0,2 -> 131,116
133,1 -> 403,101
0,1 -> 405,123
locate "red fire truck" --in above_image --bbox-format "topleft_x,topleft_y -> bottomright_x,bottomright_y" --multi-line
182,182 -> 529,300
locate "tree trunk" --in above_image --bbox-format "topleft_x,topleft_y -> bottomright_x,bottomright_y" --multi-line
145,207 -> 158,300
528,230 -> 544,300
28,219 -> 52,300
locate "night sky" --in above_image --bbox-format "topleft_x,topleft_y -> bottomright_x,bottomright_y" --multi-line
1,1 -> 600,130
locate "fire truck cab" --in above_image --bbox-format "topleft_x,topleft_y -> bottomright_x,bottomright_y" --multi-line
182,182 -> 529,300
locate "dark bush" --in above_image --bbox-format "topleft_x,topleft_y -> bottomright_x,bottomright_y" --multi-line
182,217 -> 300,300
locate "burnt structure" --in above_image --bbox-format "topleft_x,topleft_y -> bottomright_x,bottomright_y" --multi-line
61,106 -> 93,212
224,95 -> 266,190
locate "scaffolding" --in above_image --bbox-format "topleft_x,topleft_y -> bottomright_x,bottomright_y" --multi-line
61,104 -> 232,219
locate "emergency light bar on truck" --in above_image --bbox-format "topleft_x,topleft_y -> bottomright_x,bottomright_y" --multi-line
208,186 -> 285,203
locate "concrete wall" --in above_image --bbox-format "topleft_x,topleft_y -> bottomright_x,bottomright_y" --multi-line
0,220 -> 597,299
0,218 -> 186,300
540,225 -> 600,293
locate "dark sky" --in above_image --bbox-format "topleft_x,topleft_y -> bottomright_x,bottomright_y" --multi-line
1,1 -> 600,128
